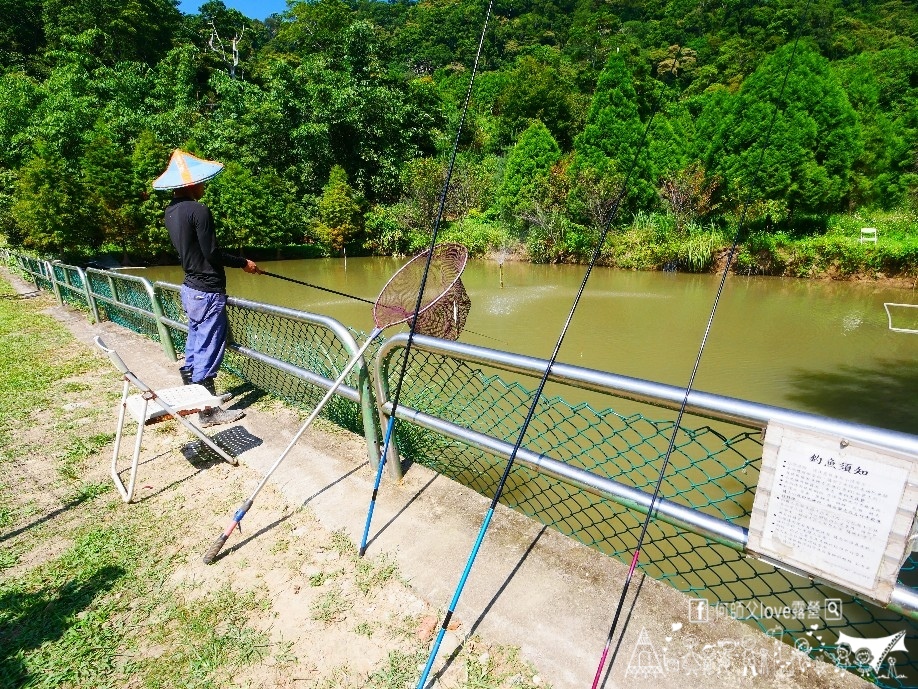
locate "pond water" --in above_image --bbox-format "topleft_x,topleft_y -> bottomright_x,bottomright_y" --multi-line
134,257 -> 918,434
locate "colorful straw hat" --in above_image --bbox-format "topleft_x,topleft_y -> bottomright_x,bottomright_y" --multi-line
152,150 -> 225,190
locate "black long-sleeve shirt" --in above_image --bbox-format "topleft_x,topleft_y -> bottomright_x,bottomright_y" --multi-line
164,198 -> 246,293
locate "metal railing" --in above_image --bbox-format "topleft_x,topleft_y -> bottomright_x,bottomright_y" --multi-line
373,332 -> 918,687
3,253 -> 380,470
5,249 -> 917,686
155,282 -> 382,474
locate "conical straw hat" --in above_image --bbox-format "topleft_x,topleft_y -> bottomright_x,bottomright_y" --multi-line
152,150 -> 224,190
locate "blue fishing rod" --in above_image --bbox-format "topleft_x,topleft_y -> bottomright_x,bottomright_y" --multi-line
358,0 -> 497,558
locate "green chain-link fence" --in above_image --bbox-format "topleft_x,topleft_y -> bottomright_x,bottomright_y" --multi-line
375,338 -> 918,688
156,283 -> 379,457
6,251 -> 917,687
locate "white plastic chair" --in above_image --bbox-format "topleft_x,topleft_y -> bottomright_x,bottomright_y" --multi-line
95,336 -> 238,502
860,227 -> 878,244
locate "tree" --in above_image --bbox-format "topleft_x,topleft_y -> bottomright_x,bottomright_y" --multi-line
494,50 -> 581,150
42,0 -> 181,66
498,120 -> 561,222
81,132 -> 136,257
710,42 -> 862,218
0,0 -> 45,74
573,52 -> 653,212
658,163 -> 719,232
273,0 -> 354,58
12,145 -> 98,255
205,162 -> 301,251
312,165 -> 362,252
836,48 -> 918,208
0,71 -> 44,168
130,130 -> 173,255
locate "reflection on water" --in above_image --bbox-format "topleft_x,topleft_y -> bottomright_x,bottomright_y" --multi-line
137,257 -> 918,434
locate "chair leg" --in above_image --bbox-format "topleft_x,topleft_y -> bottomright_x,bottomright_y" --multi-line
112,394 -> 146,503
171,411 -> 239,466
111,382 -> 133,503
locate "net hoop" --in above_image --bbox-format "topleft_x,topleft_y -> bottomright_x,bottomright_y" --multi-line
373,243 -> 469,335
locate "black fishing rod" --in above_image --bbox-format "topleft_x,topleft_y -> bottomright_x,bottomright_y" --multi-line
260,270 -> 374,304
589,4 -> 813,685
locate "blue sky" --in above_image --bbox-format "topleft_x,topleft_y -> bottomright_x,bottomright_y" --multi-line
178,0 -> 289,21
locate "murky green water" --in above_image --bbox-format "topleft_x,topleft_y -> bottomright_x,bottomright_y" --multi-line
134,257 -> 918,434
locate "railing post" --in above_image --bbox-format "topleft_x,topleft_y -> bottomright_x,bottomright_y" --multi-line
75,267 -> 99,324
147,282 -> 177,361
371,347 -> 403,481
46,261 -> 63,305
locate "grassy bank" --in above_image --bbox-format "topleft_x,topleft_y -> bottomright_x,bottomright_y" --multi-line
387,209 -> 918,281
0,274 -> 544,689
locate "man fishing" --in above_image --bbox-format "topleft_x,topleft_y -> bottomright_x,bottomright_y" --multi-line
152,149 -> 261,427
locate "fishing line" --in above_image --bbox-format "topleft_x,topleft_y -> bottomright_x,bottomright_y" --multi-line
590,3 -> 813,685
260,269 -> 504,343
413,49 -> 675,689
358,0 -> 497,558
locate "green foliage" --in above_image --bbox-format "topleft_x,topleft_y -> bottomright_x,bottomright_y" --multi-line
573,52 -> 654,211
131,130 -> 172,255
711,42 -> 862,217
439,214 -> 512,256
12,146 -> 99,256
677,223 -> 726,272
81,132 -> 135,254
0,72 -> 44,168
498,121 -> 561,221
494,50 -> 583,149
364,204 -> 415,256
205,162 -> 301,251
1,0 -> 917,261
312,165 -> 362,253
42,0 -> 181,66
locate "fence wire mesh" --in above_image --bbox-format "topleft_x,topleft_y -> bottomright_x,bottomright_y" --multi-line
6,252 -> 916,688
86,271 -> 161,342
157,286 -> 371,436
11,254 -> 52,292
379,343 -> 918,688
50,264 -> 89,312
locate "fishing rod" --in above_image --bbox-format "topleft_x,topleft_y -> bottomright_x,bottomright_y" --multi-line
411,52 -> 672,688
260,269 -> 505,344
589,5 -> 813,685
260,270 -> 373,304
357,0 -> 497,563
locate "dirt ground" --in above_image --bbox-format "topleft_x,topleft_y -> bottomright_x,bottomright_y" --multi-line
2,267 -> 875,689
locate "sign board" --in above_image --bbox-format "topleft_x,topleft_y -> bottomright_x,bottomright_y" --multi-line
748,423 -> 918,605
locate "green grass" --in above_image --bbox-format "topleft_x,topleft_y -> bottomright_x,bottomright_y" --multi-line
0,281 -> 92,448
0,271 -> 553,689
602,209 -> 918,278
0,274 -> 277,689
136,586 -> 271,689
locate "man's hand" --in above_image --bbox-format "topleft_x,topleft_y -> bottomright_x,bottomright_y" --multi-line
243,259 -> 262,274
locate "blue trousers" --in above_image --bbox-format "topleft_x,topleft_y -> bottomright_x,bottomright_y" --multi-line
180,286 -> 228,383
